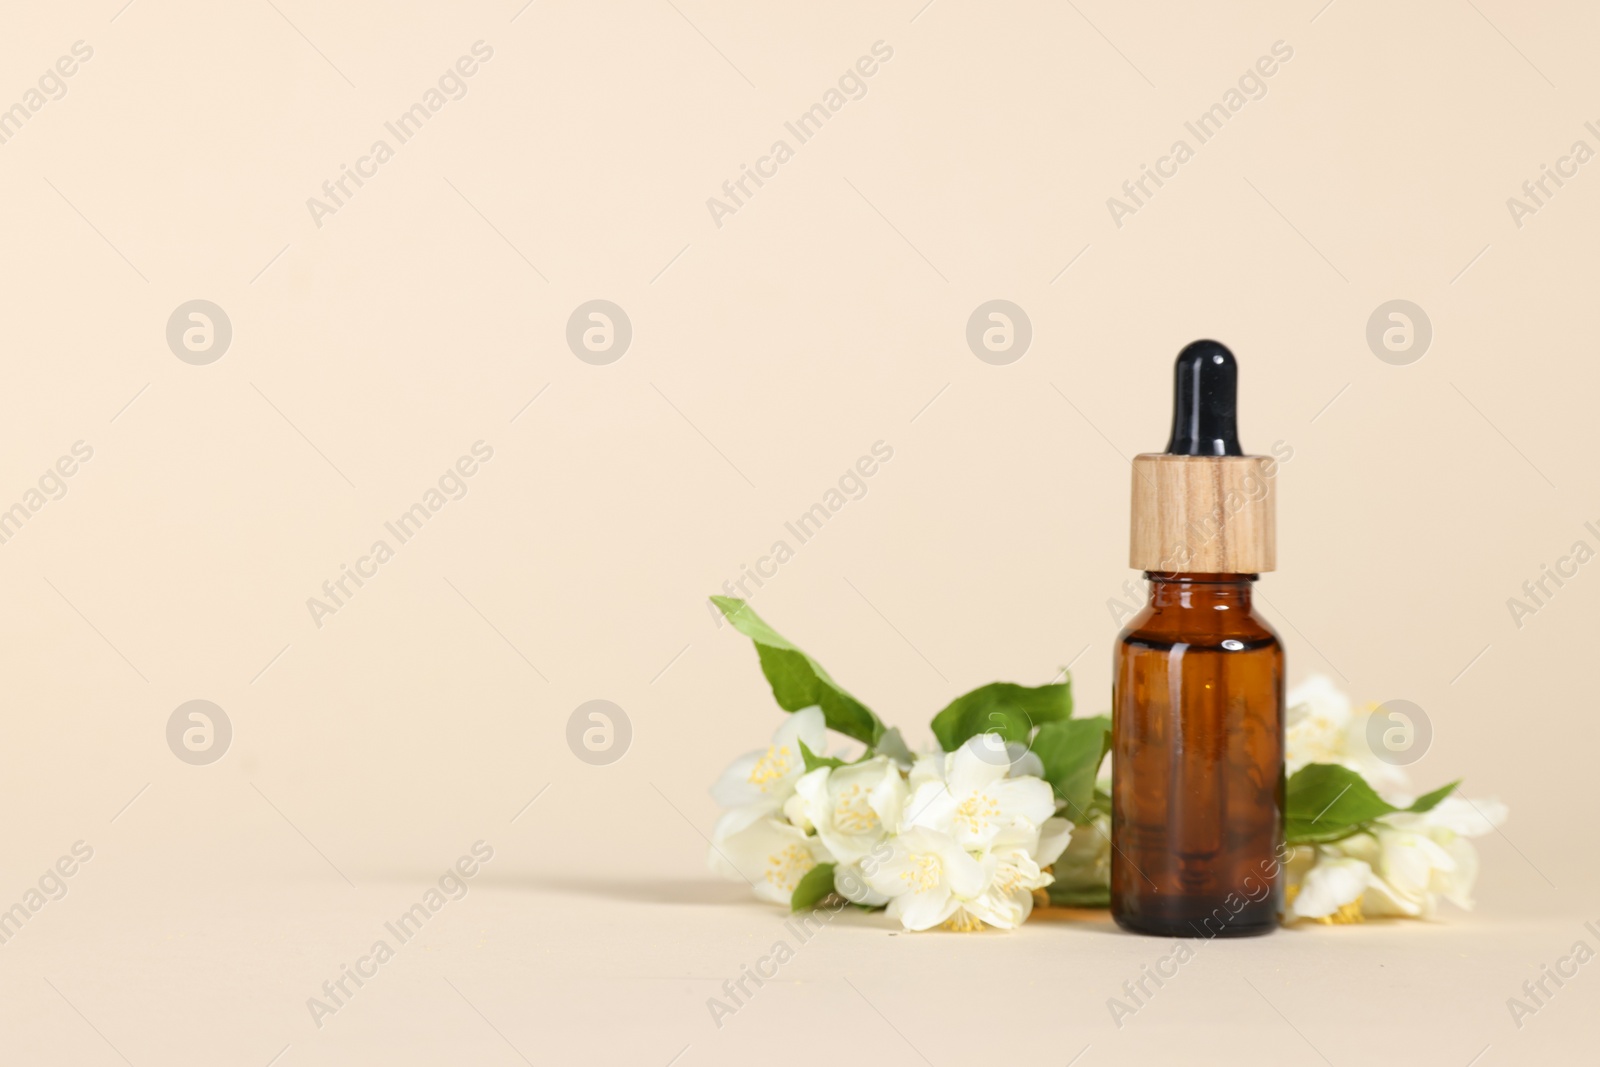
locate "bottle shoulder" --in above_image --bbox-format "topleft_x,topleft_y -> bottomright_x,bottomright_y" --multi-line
1116,605 -> 1282,651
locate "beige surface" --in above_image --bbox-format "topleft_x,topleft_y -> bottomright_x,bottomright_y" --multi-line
2,1 -> 1596,1064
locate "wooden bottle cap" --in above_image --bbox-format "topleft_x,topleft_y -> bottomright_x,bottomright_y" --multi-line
1130,340 -> 1277,574
1129,453 -> 1276,573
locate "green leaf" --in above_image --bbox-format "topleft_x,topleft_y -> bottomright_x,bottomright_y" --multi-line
711,596 -> 883,745
929,680 -> 1074,753
1031,715 -> 1110,820
1046,882 -> 1111,908
1284,763 -> 1462,845
1285,763 -> 1395,845
1407,779 -> 1460,814
799,740 -> 846,773
790,862 -> 836,911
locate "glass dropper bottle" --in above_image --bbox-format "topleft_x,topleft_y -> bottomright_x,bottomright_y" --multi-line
1111,340 -> 1285,938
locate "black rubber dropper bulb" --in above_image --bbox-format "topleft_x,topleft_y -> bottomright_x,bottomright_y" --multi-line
1165,339 -> 1242,457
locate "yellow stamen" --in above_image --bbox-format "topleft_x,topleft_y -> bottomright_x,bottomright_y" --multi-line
898,853 -> 941,892
747,744 -> 794,791
1285,883 -> 1365,924
833,782 -> 879,834
953,792 -> 1000,835
1314,898 -> 1365,924
764,843 -> 815,891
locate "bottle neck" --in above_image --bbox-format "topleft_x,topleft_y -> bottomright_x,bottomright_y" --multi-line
1144,572 -> 1257,611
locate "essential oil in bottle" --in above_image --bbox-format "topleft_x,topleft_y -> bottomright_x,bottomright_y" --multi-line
1111,339 -> 1285,938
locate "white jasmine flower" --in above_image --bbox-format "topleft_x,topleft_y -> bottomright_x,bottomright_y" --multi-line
1340,829 -> 1457,918
1386,795 -> 1508,839
1283,848 -> 1370,923
964,818 -> 1073,930
1279,677 -> 1508,927
1008,743 -> 1046,780
910,737 -> 1043,788
711,707 -> 827,813
964,851 -> 1045,929
1286,675 -> 1410,793
832,860 -> 891,907
1372,794 -> 1504,916
1361,796 -> 1504,917
793,756 -> 906,864
1431,835 -> 1481,911
1050,812 -> 1112,898
780,791 -> 810,832
907,750 -> 946,792
1284,796 -> 1505,923
707,808 -> 833,906
1284,675 -> 1354,771
865,827 -> 993,931
903,737 -> 1056,850
1035,816 -> 1074,867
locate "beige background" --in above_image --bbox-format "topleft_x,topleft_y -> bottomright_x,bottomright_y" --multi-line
1,0 -> 1596,1064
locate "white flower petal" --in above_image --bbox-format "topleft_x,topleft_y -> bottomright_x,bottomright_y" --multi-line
781,791 -> 810,831
866,828 -> 991,930
710,750 -> 768,809
1050,815 -> 1111,898
908,752 -> 947,792
891,885 -> 958,931
1288,854 -> 1370,920
967,891 -> 1030,930
709,816 -> 831,906
1411,795 -> 1507,838
1287,675 -> 1352,725
903,781 -> 957,833
1010,748 -> 1045,780
867,760 -> 909,835
1361,875 -> 1425,918
778,706 -> 828,755
802,757 -> 903,865
833,861 -> 890,907
1377,830 -> 1454,900
950,739 -> 1011,793
988,777 -> 1056,828
934,837 -> 992,900
1285,675 -> 1354,775
1433,835 -> 1479,911
1035,817 -> 1073,867
712,708 -> 832,814
711,803 -> 769,843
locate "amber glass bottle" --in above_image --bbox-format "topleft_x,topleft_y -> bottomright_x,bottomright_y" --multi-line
1112,574 -> 1283,936
1111,341 -> 1284,938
